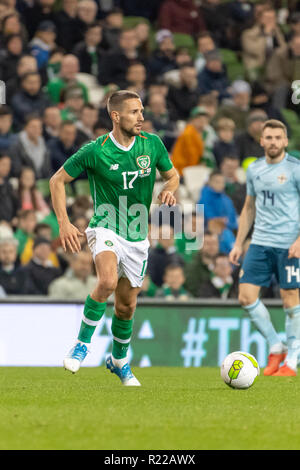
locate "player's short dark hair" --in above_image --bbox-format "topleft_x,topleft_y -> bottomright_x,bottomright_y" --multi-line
262,119 -> 287,136
107,90 -> 141,115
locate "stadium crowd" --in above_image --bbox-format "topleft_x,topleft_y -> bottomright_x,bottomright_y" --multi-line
0,0 -> 298,300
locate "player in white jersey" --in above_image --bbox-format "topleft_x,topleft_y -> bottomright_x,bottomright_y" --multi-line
230,120 -> 300,376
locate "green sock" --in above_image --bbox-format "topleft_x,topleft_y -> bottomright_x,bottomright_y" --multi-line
78,295 -> 106,343
111,314 -> 134,359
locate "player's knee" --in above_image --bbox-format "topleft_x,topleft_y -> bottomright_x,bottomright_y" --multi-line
97,278 -> 118,297
115,300 -> 137,320
238,291 -> 257,307
282,290 -> 299,310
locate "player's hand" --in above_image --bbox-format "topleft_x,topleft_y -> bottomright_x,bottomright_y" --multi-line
229,244 -> 243,266
59,221 -> 85,253
157,190 -> 176,206
288,239 -> 300,259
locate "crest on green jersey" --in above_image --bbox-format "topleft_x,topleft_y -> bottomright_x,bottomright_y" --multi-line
136,155 -> 151,169
105,240 -> 113,247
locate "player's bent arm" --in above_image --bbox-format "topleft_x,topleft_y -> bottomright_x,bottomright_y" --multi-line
158,167 -> 180,206
235,195 -> 256,248
49,167 -> 84,253
49,167 -> 74,225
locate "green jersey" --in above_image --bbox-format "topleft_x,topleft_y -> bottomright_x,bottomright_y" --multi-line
63,131 -> 173,242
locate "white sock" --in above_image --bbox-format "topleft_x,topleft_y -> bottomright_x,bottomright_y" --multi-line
270,342 -> 285,354
112,356 -> 128,368
284,305 -> 300,371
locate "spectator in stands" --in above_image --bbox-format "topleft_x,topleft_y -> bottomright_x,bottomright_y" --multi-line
76,103 -> 99,146
93,118 -> 110,138
48,251 -> 96,299
201,0 -> 230,48
220,155 -> 246,215
138,273 -> 158,298
234,109 -> 267,162
42,105 -> 62,141
11,71 -> 51,131
47,54 -> 89,104
147,224 -> 185,287
0,238 -> 28,295
0,106 -> 17,152
214,79 -> 251,130
29,20 -> 57,70
285,11 -> 300,41
18,166 -> 50,217
135,19 -> 152,61
0,12 -> 28,48
72,21 -> 105,77
48,120 -> 78,173
6,54 -> 38,104
22,237 -> 61,295
198,93 -> 218,121
54,0 -> 80,52
158,0 -> 206,37
15,220 -> 60,267
264,33 -> 300,110
198,170 -> 238,232
241,6 -> 286,81
147,29 -> 176,81
14,209 -> 37,259
184,230 -> 219,297
0,153 -> 19,223
213,117 -> 238,167
250,81 -> 288,125
171,106 -> 208,177
117,0 -> 161,22
143,92 -> 176,151
9,115 -> 52,179
207,217 -> 236,254
194,31 -> 217,74
22,0 -> 56,40
68,195 -> 92,220
175,211 -> 204,263
0,33 -> 24,83
101,7 -> 123,51
46,47 -> 65,82
60,86 -> 85,122
167,63 -> 201,121
76,0 -> 98,43
162,46 -> 194,87
195,252 -> 238,298
156,263 -> 189,300
125,61 -> 148,102
197,50 -> 231,102
98,27 -> 142,88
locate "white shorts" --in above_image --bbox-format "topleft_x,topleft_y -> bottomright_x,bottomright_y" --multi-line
85,227 -> 150,288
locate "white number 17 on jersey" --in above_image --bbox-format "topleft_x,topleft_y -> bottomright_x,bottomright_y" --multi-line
122,171 -> 138,189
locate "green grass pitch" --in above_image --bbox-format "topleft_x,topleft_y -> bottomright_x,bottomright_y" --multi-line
0,366 -> 299,450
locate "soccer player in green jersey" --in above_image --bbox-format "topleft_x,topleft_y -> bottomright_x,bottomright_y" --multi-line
49,90 -> 179,385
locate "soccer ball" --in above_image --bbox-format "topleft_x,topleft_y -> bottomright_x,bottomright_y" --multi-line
221,351 -> 260,389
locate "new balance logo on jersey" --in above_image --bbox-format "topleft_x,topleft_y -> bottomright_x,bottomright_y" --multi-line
110,164 -> 119,170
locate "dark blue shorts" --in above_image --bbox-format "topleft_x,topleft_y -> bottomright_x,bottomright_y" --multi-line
239,244 -> 300,289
